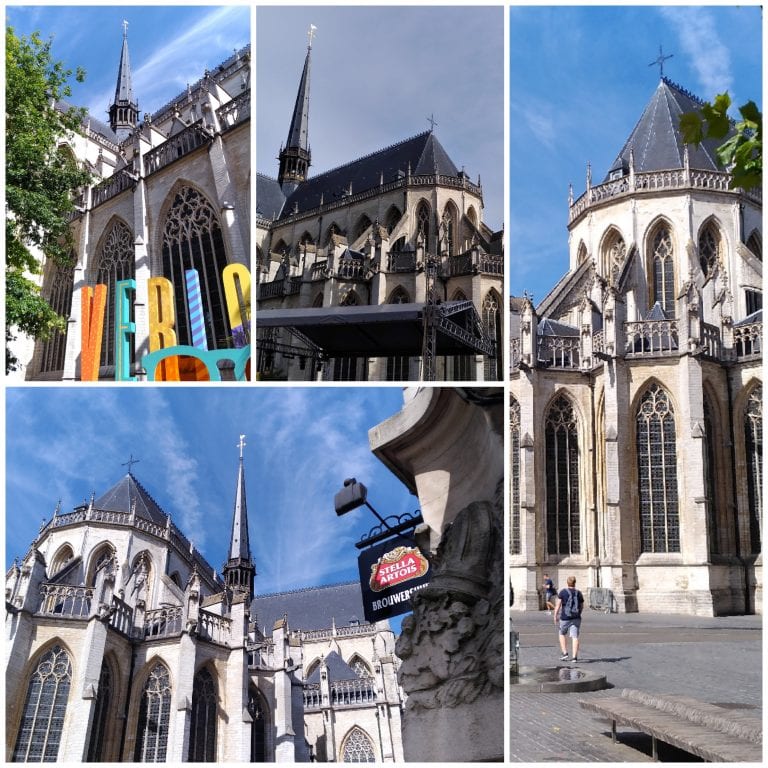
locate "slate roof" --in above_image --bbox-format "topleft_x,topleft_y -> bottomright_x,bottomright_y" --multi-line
56,100 -> 119,145
538,318 -> 580,337
305,651 -> 359,684
250,580 -> 366,633
92,473 -> 168,525
605,77 -> 730,181
279,131 -> 461,219
256,174 -> 286,222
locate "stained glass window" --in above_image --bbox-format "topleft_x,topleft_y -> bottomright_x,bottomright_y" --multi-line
248,689 -> 266,762
651,227 -> 675,314
86,662 -> 112,762
545,396 -> 580,555
342,727 -> 375,763
636,384 -> 679,552
94,219 -> 135,368
510,397 -> 521,555
161,186 -> 231,349
134,663 -> 171,762
13,644 -> 72,762
416,202 -> 430,249
188,668 -> 217,762
698,224 -> 720,277
40,260 -> 74,373
483,292 -> 501,381
745,385 -> 762,553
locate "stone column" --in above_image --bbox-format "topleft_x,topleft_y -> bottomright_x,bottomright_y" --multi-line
369,388 -> 504,762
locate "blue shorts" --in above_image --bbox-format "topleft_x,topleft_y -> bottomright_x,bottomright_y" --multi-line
559,618 -> 581,638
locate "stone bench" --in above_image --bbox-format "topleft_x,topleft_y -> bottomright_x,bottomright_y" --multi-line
579,689 -> 762,762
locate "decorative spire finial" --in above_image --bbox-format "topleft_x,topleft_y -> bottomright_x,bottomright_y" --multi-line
238,434 -> 247,460
307,23 -> 317,50
426,113 -> 438,132
122,19 -> 129,39
649,44 -> 673,78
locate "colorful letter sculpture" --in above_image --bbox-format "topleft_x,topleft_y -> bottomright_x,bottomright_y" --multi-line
80,284 -> 107,381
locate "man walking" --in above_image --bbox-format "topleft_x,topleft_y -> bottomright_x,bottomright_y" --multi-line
554,575 -> 584,661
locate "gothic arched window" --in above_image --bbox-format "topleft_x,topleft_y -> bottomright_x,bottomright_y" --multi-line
698,223 -> 721,277
342,727 -> 376,763
13,645 -> 73,762
134,663 -> 172,762
161,186 -> 231,350
745,384 -> 762,553
94,219 -> 134,367
385,205 -> 401,234
602,229 -> 626,283
40,260 -> 74,373
545,396 -> 580,555
483,291 -> 501,380
746,230 -> 762,262
441,203 -> 457,255
86,661 -> 112,761
510,397 -> 521,555
650,225 -> 675,314
248,688 -> 267,762
353,214 -> 372,242
188,668 -> 217,762
87,544 -> 115,586
703,397 -> 720,556
416,201 -> 430,249
636,384 -> 679,553
349,656 -> 372,679
50,544 -> 74,576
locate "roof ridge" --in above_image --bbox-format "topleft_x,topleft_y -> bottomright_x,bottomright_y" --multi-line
255,579 -> 358,599
303,131 -> 430,183
126,472 -> 167,517
660,76 -> 706,108
257,171 -> 280,182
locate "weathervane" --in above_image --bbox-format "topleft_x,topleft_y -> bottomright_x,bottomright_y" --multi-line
307,24 -> 317,49
426,113 -> 438,132
237,434 -> 247,459
649,44 -> 673,78
122,454 -> 140,474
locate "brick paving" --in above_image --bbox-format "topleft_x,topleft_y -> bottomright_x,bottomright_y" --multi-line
508,610 -> 762,762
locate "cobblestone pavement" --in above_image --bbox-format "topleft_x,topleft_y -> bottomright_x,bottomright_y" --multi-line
508,610 -> 762,762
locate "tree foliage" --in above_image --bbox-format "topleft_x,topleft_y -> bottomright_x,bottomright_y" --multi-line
5,26 -> 91,371
680,92 -> 762,191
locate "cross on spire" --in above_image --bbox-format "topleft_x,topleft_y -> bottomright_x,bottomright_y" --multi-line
122,19 -> 129,38
649,44 -> 673,78
122,454 -> 140,474
237,434 -> 247,459
307,23 -> 317,49
426,113 -> 438,132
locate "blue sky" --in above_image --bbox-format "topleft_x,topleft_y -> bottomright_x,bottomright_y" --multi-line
510,5 -> 762,305
6,387 -> 416,600
257,6 -> 504,232
5,5 -> 250,123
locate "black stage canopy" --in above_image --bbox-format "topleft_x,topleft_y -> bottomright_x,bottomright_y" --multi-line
257,301 -> 495,357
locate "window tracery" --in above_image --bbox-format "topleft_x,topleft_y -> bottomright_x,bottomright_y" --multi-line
161,186 -> 231,350
698,224 -> 720,277
40,260 -> 75,373
483,292 -> 500,380
189,668 -> 217,762
650,226 -> 675,314
342,727 -> 375,762
416,202 -> 430,248
636,384 -> 679,553
545,396 -> 580,555
248,689 -> 266,762
13,645 -> 73,762
745,384 -> 762,553
135,663 -> 172,762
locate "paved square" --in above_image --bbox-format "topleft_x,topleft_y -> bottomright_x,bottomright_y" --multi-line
509,610 -> 762,762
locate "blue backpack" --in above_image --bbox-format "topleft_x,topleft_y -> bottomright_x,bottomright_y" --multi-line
563,588 -> 581,619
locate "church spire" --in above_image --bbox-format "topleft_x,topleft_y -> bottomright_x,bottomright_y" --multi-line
223,435 -> 255,601
278,26 -> 315,192
109,20 -> 139,140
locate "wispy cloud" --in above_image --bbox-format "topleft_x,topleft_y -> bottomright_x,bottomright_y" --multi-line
660,7 -> 733,98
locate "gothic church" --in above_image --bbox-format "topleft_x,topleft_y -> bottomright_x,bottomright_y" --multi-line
5,441 -> 405,762
14,23 -> 250,381
510,76 -> 762,616
256,31 -> 504,382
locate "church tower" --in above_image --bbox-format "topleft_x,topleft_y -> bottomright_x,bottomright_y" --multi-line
277,26 -> 314,193
223,435 -> 256,601
108,20 -> 139,140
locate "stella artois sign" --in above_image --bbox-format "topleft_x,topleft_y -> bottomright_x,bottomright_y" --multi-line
358,536 -> 431,622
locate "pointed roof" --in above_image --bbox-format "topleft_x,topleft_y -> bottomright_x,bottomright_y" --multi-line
285,46 -> 311,151
93,473 -> 167,525
306,651 -> 359,684
280,131 -> 462,218
228,444 -> 251,561
113,24 -> 135,107
605,77 -> 728,181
